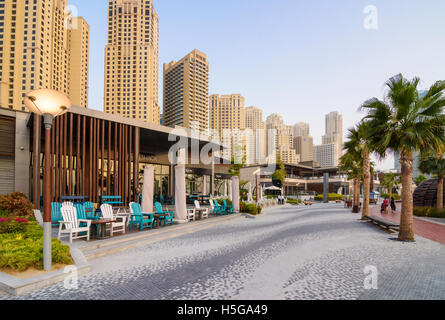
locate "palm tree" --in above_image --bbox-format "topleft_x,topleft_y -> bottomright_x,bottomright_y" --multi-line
344,122 -> 373,219
381,172 -> 401,202
418,153 -> 445,209
362,74 -> 445,241
339,152 -> 362,213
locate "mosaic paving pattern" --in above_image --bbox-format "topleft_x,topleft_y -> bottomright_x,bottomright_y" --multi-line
1,203 -> 445,300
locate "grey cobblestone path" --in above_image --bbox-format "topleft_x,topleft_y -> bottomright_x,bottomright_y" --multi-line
1,203 -> 444,300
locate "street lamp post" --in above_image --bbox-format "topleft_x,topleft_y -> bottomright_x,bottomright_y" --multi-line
25,89 -> 71,271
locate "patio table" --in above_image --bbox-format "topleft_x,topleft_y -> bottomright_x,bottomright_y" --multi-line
91,219 -> 117,240
153,213 -> 169,228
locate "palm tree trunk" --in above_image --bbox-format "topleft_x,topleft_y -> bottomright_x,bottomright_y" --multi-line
353,175 -> 360,213
437,175 -> 444,209
362,151 -> 370,219
399,151 -> 415,242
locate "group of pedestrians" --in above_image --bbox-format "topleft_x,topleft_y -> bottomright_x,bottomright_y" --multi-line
278,195 -> 286,205
381,197 -> 397,214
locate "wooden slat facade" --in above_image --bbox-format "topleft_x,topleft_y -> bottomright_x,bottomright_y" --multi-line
31,113 -> 140,206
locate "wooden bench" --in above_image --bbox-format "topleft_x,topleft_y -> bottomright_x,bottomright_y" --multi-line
365,216 -> 400,231
303,201 -> 314,206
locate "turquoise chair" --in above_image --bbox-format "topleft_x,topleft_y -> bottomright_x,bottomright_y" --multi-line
154,202 -> 174,227
84,202 -> 100,220
129,202 -> 154,231
51,202 -> 62,226
223,200 -> 234,214
213,200 -> 226,216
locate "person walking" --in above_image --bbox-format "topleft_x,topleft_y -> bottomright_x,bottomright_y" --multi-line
382,198 -> 390,214
390,197 -> 397,213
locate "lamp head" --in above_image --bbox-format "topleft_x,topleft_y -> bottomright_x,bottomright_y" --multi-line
24,89 -> 71,117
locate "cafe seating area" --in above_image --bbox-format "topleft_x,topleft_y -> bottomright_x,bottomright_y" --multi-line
50,195 -> 236,243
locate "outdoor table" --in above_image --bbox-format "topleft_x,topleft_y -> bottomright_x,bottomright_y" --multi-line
153,213 -> 169,228
91,219 -> 117,240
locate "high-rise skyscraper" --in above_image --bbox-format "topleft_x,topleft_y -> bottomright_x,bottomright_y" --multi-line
294,136 -> 314,162
313,143 -> 339,168
266,114 -> 298,165
68,16 -> 90,108
322,111 -> 343,149
313,111 -> 343,168
245,106 -> 266,165
163,50 -> 209,133
104,0 -> 160,123
294,122 -> 310,137
0,0 -> 90,110
210,94 -> 246,160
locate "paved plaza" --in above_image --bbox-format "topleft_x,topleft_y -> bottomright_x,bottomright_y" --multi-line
1,203 -> 445,300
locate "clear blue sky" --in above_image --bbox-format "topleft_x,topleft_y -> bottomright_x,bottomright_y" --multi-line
69,0 -> 445,170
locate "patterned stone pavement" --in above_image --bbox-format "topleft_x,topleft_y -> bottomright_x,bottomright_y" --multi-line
1,203 -> 445,300
370,205 -> 445,245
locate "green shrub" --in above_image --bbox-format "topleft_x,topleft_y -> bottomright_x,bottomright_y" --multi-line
0,217 -> 29,234
0,222 -> 73,272
0,209 -> 8,218
314,193 -> 344,201
0,192 -> 34,218
266,195 -> 278,199
414,207 -> 445,218
240,202 -> 262,215
287,198 -> 302,205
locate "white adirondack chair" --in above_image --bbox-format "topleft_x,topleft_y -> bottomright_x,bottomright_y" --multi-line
194,200 -> 209,219
209,199 -> 215,215
100,204 -> 126,236
62,202 -> 74,208
58,206 -> 91,243
186,208 -> 196,222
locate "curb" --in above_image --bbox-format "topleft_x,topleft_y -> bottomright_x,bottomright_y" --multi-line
0,246 -> 90,296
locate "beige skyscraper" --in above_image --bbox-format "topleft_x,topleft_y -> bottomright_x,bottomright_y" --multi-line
294,122 -> 310,137
163,50 -> 209,133
210,94 -> 246,160
266,114 -> 294,149
104,0 -> 160,124
67,17 -> 90,108
266,114 -> 298,165
0,0 -> 90,110
294,136 -> 314,162
322,111 -> 343,162
245,106 -> 266,165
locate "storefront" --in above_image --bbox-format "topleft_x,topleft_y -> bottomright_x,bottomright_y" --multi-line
0,106 -> 227,208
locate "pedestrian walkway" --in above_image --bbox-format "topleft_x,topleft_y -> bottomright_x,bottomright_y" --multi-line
370,205 -> 445,245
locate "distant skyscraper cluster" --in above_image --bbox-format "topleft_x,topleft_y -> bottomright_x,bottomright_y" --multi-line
0,0 -> 345,168
0,0 -> 90,110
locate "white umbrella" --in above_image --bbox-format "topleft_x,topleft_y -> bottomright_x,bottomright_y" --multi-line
141,166 -> 154,213
247,183 -> 253,202
175,164 -> 187,221
202,175 -> 207,195
232,176 -> 240,212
